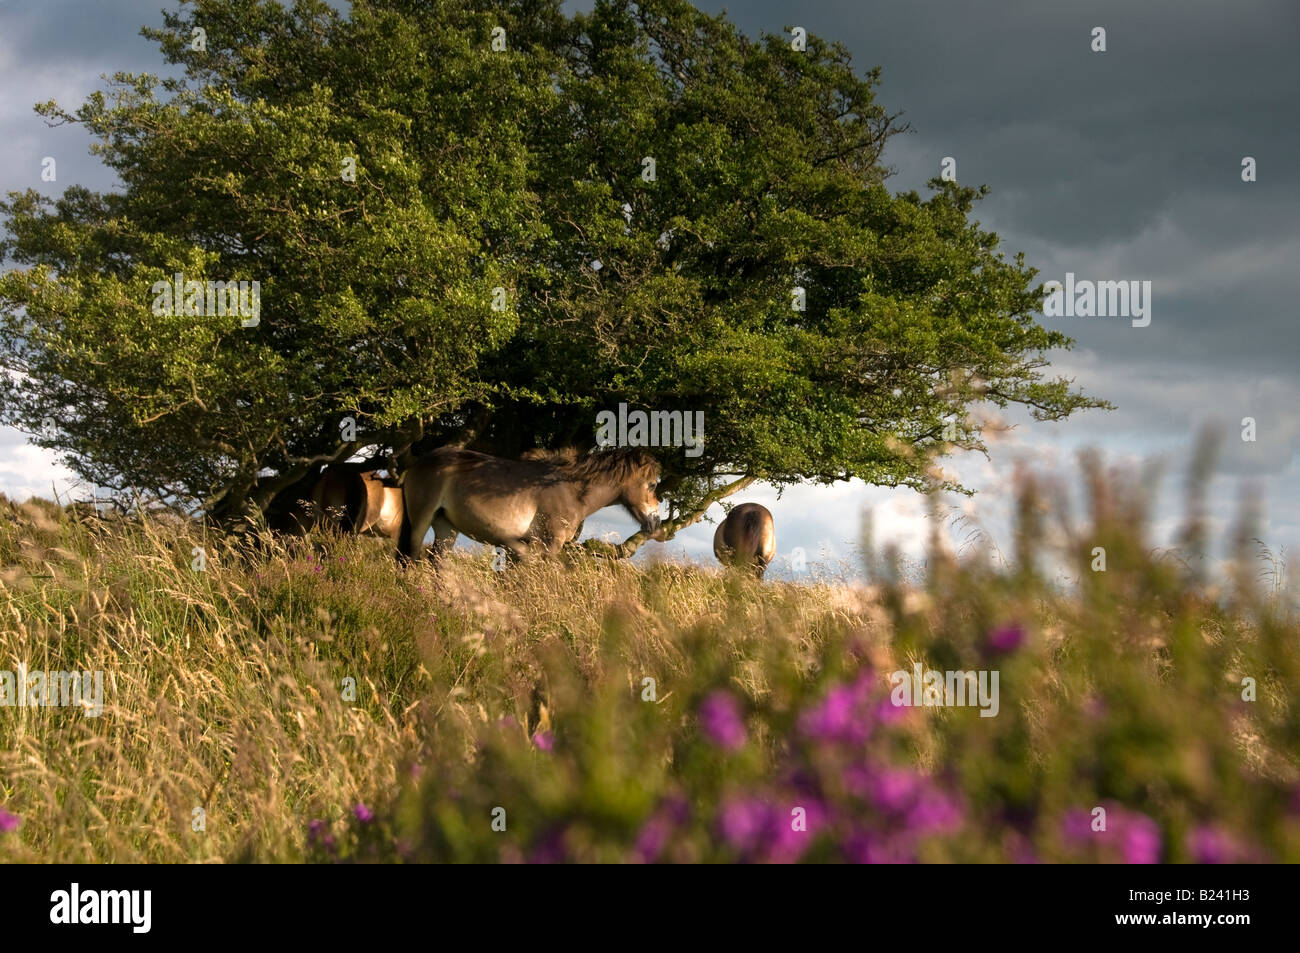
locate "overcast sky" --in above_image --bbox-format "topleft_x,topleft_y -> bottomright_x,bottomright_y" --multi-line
2,1 -> 1296,582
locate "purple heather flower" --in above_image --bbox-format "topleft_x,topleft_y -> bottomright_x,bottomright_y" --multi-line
987,622 -> 1026,654
1188,825 -> 1231,864
698,691 -> 747,750
532,730 -> 554,751
798,670 -> 883,742
633,814 -> 674,863
767,800 -> 824,864
1119,813 -> 1162,864
799,686 -> 869,744
870,768 -> 923,814
307,819 -> 336,853
718,797 -> 768,852
845,831 -> 915,864
635,794 -> 691,861
1061,809 -> 1096,845
874,695 -> 909,724
0,810 -> 20,833
1187,825 -> 1257,864
526,827 -> 568,864
1005,833 -> 1042,864
353,803 -> 374,823
842,764 -> 875,800
845,669 -> 877,703
844,832 -> 874,864
906,788 -> 964,833
718,797 -> 820,864
1014,845 -> 1042,864
1061,804 -> 1162,864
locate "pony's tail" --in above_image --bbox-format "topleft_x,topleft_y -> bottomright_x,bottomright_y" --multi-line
742,508 -> 770,578
343,470 -> 368,534
396,492 -> 415,565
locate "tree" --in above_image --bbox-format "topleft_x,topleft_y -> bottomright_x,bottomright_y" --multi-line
0,0 -> 1106,549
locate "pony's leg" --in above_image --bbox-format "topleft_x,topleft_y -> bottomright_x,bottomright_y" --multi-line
530,514 -> 576,559
397,487 -> 437,566
555,530 -> 593,566
540,529 -> 575,558
429,514 -> 458,562
504,538 -> 536,563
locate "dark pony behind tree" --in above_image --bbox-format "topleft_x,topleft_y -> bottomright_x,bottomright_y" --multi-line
266,465 -> 403,540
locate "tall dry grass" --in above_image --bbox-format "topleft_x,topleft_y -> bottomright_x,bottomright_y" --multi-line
0,495 -> 878,861
0,448 -> 1296,863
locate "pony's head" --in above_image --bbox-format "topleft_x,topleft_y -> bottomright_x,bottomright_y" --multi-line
619,450 -> 663,536
567,447 -> 662,535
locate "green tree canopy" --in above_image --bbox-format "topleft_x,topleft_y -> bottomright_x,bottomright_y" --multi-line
0,0 -> 1105,547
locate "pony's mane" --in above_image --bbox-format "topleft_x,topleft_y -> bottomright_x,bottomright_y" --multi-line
570,447 -> 660,484
520,446 -> 580,465
527,446 -> 659,484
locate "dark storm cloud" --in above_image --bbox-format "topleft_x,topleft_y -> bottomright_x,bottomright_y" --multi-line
699,0 -> 1299,376
701,0 -> 1300,517
717,0 -> 1297,234
0,0 -> 165,68
0,1 -> 181,197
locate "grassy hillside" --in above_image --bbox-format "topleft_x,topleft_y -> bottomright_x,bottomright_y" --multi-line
0,460 -> 1297,863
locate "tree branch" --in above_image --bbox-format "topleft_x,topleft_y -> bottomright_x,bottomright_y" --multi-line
582,475 -> 756,559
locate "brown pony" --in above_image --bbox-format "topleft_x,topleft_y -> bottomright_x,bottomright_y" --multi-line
397,446 -> 661,563
271,466 -> 403,539
312,468 -> 404,539
713,502 -> 776,578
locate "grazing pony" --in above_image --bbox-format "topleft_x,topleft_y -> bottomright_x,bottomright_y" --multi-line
397,446 -> 661,564
713,502 -> 776,578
